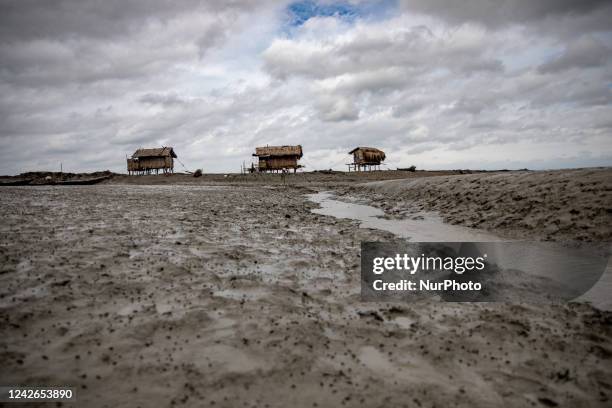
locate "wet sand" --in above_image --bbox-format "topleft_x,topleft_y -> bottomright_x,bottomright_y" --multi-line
1,170 -> 611,407
346,168 -> 612,241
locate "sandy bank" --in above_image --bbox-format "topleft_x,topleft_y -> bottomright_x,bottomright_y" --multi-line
347,168 -> 612,241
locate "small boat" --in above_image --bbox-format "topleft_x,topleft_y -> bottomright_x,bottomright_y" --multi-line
0,178 -> 33,186
53,175 -> 112,185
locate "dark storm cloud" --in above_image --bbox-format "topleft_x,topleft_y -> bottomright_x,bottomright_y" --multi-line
315,96 -> 360,122
140,93 -> 189,107
538,35 -> 612,73
0,1 -> 262,89
399,0 -> 611,28
391,100 -> 424,117
449,98 -> 494,115
0,0 -> 256,41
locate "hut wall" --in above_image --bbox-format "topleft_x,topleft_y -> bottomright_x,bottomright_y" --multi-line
353,149 -> 385,165
127,157 -> 173,172
259,156 -> 299,170
127,158 -> 139,172
139,157 -> 170,170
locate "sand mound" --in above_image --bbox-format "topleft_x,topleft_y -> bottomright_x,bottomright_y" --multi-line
350,168 -> 612,241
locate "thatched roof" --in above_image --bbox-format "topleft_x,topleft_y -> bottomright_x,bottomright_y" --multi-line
253,145 -> 303,158
348,147 -> 385,155
132,147 -> 177,159
349,147 -> 386,163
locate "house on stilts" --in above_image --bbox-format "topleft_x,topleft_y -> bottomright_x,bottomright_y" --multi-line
127,147 -> 177,175
347,147 -> 385,171
251,145 -> 303,173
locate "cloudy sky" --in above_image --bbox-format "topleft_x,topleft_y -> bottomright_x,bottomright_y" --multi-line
1,0 -> 611,174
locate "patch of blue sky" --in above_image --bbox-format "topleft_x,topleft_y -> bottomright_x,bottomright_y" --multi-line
285,0 -> 397,28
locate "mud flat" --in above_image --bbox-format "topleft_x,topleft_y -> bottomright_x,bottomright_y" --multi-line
1,178 -> 611,407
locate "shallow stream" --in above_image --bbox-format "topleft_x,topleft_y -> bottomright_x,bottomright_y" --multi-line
308,191 -> 612,310
308,191 -> 502,242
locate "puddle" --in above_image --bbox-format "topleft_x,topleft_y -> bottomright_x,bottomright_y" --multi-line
308,191 -> 502,242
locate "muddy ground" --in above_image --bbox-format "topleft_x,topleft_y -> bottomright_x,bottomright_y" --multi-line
1,171 -> 611,407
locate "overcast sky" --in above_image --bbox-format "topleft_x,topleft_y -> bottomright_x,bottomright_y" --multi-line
1,0 -> 611,174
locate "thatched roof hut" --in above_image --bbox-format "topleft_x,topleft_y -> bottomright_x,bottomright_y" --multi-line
254,145 -> 303,158
128,147 -> 177,175
252,145 -> 303,173
132,147 -> 177,159
348,147 -> 385,171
